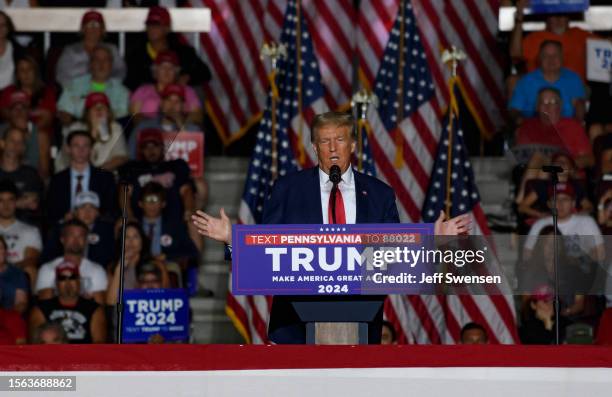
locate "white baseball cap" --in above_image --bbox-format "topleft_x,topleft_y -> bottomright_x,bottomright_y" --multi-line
75,191 -> 100,208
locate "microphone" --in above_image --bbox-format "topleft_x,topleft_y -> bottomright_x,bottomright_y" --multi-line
329,165 -> 342,185
329,165 -> 342,223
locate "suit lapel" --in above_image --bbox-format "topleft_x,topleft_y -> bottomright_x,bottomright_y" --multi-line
354,170 -> 369,223
308,167 -> 324,224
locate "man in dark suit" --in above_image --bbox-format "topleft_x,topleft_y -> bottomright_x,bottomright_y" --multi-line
192,111 -> 470,343
46,130 -> 117,226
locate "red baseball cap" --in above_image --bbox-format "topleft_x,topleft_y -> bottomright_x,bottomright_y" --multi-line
547,182 -> 575,198
81,10 -> 104,28
139,128 -> 164,146
9,90 -> 30,107
55,261 -> 80,278
84,92 -> 110,109
146,6 -> 171,27
154,50 -> 179,67
531,284 -> 553,301
161,83 -> 185,100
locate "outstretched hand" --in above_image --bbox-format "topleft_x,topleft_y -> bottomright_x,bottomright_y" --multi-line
434,210 -> 471,235
191,208 -> 232,244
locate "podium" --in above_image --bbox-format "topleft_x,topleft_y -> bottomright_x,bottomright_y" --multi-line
290,296 -> 384,345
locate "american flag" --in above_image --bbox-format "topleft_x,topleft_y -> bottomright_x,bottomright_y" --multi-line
364,0 -> 516,344
228,0 -> 330,344
187,0 -> 355,144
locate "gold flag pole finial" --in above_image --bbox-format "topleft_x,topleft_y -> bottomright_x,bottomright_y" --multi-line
441,45 -> 466,216
261,41 -> 287,180
350,89 -> 378,172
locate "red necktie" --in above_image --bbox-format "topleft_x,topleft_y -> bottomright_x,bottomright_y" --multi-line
328,186 -> 346,224
75,175 -> 84,194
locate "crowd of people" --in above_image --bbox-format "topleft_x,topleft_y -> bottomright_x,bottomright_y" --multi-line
0,6 -> 206,344
0,3 -> 611,346
505,1 -> 612,345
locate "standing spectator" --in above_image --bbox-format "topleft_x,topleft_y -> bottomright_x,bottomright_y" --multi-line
0,179 -> 41,291
58,45 -> 130,125
0,306 -> 26,345
130,50 -> 202,125
129,84 -> 200,158
124,6 -> 211,90
0,127 -> 44,224
56,92 -> 128,172
35,219 -> 108,304
138,181 -> 199,261
106,221 -> 169,305
1,90 -> 51,179
119,128 -> 194,222
460,322 -> 489,344
42,191 -> 116,270
0,56 -> 57,134
31,322 -> 68,345
509,40 -> 586,123
55,10 -> 126,88
29,261 -> 106,344
515,87 -> 593,169
0,235 -> 28,314
0,11 -> 25,91
46,130 -> 117,225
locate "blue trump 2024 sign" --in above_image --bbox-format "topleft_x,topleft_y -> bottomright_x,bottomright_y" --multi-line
232,223 -> 437,296
529,0 -> 589,14
122,288 -> 189,343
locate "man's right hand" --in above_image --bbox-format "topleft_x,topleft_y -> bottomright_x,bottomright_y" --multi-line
191,208 -> 232,245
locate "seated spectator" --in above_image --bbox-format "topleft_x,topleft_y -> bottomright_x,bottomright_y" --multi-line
57,45 -> 129,126
56,92 -> 129,172
129,83 -> 200,158
35,219 -> 108,304
130,50 -> 202,125
136,261 -> 164,290
596,182 -> 612,235
0,56 -> 57,134
31,322 -> 68,344
524,182 -> 604,265
119,129 -> 194,222
124,6 -> 211,90
138,181 -> 199,263
106,221 -> 169,305
0,127 -> 44,224
380,320 -> 397,345
0,11 -> 26,91
0,90 -> 51,179
509,40 -> 585,124
517,153 -> 592,226
46,130 -> 117,225
0,305 -> 26,345
41,191 -> 115,270
519,226 -> 592,322
55,10 -> 126,89
515,87 -> 593,169
519,285 -> 568,344
29,261 -> 106,343
460,322 -> 488,344
0,235 -> 28,314
0,179 -> 41,291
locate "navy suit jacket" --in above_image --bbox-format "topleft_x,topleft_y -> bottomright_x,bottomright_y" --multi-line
262,167 -> 399,344
46,165 -> 118,226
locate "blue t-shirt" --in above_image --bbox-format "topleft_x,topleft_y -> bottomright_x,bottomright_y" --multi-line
0,264 -> 28,309
509,68 -> 585,118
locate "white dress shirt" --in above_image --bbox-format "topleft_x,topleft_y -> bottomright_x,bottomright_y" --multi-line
319,166 -> 356,224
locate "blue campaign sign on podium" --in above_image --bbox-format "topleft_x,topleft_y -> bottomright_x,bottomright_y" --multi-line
231,223 -> 438,296
122,288 -> 190,343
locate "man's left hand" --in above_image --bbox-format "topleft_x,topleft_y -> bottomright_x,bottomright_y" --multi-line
434,210 -> 471,235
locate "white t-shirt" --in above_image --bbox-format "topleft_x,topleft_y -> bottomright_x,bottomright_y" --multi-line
524,214 -> 604,257
35,257 -> 108,296
0,41 -> 14,90
0,220 -> 42,264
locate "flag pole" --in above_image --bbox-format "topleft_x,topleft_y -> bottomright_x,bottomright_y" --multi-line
295,0 -> 306,166
350,89 -> 378,172
442,46 -> 467,216
261,42 -> 287,181
393,0 -> 406,168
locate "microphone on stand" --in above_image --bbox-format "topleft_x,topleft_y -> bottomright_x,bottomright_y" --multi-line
329,165 -> 342,224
